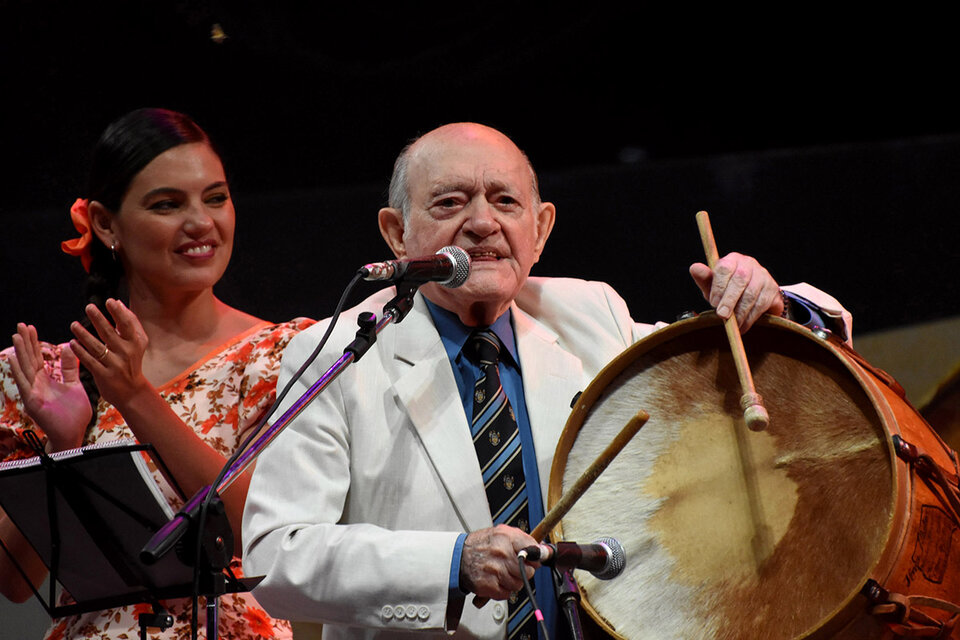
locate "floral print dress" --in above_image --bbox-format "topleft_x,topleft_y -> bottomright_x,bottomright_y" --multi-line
0,317 -> 315,640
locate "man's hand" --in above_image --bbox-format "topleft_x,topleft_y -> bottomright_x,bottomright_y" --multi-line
460,524 -> 538,601
689,252 -> 784,331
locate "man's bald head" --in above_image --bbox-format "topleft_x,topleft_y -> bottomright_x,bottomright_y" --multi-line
388,123 -> 542,220
376,122 -> 556,326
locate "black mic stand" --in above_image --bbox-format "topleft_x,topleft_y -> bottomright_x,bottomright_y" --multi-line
210,281 -> 418,485
138,604 -> 173,640
136,453 -> 242,640
139,283 -> 421,639
553,568 -> 585,640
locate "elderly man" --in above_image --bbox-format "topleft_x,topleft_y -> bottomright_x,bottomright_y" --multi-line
242,123 -> 849,640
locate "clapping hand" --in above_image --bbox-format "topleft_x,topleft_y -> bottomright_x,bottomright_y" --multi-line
9,323 -> 90,452
68,298 -> 152,409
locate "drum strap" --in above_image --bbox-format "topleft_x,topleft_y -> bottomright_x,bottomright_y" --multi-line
836,340 -> 909,400
868,439 -> 960,638
872,592 -> 960,638
894,436 -> 960,526
916,456 -> 960,528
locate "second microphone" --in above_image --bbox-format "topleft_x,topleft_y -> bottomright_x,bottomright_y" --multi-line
520,537 -> 626,580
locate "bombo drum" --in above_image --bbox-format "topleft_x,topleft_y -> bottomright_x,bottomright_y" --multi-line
550,314 -> 960,639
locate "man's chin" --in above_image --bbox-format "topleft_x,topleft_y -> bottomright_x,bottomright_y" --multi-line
421,278 -> 522,324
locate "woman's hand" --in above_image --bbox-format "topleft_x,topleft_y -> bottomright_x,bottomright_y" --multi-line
69,299 -> 153,409
9,323 -> 90,451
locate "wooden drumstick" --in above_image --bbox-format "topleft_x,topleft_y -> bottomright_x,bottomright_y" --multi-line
472,410 -> 648,608
695,210 -> 770,432
532,409 -> 648,541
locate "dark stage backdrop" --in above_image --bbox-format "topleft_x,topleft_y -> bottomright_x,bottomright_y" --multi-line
3,5 -> 960,344
4,133 -> 959,344
3,7 -> 960,636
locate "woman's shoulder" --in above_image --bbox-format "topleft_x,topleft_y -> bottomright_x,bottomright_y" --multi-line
193,317 -> 316,374
165,317 -> 318,428
218,304 -> 314,342
236,317 -> 317,348
262,317 -> 317,334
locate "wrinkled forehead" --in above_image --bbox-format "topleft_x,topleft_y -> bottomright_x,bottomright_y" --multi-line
407,132 -> 534,200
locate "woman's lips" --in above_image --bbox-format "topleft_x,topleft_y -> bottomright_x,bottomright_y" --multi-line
177,242 -> 217,258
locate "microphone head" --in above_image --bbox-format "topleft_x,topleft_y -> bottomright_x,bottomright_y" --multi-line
437,246 -> 471,288
593,537 -> 626,580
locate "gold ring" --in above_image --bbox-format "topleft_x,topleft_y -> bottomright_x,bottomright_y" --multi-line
97,346 -> 110,362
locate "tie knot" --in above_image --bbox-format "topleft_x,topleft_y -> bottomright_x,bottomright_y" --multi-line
467,329 -> 501,366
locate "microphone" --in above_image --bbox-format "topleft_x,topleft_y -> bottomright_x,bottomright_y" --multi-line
360,246 -> 471,288
519,537 -> 626,580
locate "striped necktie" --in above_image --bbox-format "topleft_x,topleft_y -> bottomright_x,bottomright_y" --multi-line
466,329 -> 537,640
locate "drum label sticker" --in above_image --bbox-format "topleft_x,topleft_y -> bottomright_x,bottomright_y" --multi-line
910,504 -> 957,585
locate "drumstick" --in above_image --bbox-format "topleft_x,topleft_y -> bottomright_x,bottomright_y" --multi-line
695,210 -> 770,432
531,410 -> 648,542
472,410 -> 649,608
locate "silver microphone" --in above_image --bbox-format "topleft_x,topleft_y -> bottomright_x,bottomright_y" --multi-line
520,537 -> 626,580
360,246 -> 471,288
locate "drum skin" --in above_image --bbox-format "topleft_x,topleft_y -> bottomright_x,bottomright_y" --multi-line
550,314 -> 960,640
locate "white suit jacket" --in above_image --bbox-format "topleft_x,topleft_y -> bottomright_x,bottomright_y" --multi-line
242,277 -> 849,640
243,278 -> 654,640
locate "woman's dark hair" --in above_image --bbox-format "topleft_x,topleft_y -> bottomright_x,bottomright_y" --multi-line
80,108 -> 215,415
84,108 -> 213,304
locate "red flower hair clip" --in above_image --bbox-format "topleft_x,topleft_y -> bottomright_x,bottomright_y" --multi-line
61,198 -> 93,272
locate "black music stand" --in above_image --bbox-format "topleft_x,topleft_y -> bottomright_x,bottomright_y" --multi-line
0,439 -> 256,633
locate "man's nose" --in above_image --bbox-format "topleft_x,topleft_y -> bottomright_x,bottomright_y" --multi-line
464,200 -> 500,236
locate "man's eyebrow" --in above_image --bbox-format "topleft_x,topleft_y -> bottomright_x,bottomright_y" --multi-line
428,177 -> 520,199
483,178 -> 515,194
429,181 -> 474,198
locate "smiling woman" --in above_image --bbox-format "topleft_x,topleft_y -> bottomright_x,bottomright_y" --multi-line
92,142 -> 237,302
0,108 -> 312,640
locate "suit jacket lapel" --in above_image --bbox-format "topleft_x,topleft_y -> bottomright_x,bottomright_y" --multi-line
387,295 -> 492,533
512,305 -> 585,506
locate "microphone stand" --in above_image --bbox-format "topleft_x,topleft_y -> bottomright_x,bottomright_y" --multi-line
553,568 -> 585,640
139,283 -> 420,639
217,281 -> 418,490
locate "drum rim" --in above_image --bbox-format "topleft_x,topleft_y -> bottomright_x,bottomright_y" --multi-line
549,312 -> 905,640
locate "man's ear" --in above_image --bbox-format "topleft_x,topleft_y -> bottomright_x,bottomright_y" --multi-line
378,207 -> 407,259
88,200 -> 117,249
531,200 -> 556,263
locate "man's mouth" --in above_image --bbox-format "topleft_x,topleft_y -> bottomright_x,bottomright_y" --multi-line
468,249 -> 502,261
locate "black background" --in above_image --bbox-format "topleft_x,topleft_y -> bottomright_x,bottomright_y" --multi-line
3,4 -> 959,341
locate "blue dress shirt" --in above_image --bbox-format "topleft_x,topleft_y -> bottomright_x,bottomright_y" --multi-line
425,299 -> 557,640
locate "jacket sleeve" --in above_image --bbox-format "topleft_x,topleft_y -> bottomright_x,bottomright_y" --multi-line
241,321 -> 463,633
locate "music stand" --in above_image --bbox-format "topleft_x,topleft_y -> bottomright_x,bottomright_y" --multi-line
0,440 -> 256,631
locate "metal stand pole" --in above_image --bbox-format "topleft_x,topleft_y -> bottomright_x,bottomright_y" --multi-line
554,568 -> 584,640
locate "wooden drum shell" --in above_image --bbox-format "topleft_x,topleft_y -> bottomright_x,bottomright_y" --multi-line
549,314 -> 960,640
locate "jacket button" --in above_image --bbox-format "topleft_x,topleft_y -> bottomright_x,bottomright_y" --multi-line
394,605 -> 406,620
381,605 -> 394,621
493,603 -> 506,622
405,605 -> 418,619
418,606 -> 430,621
